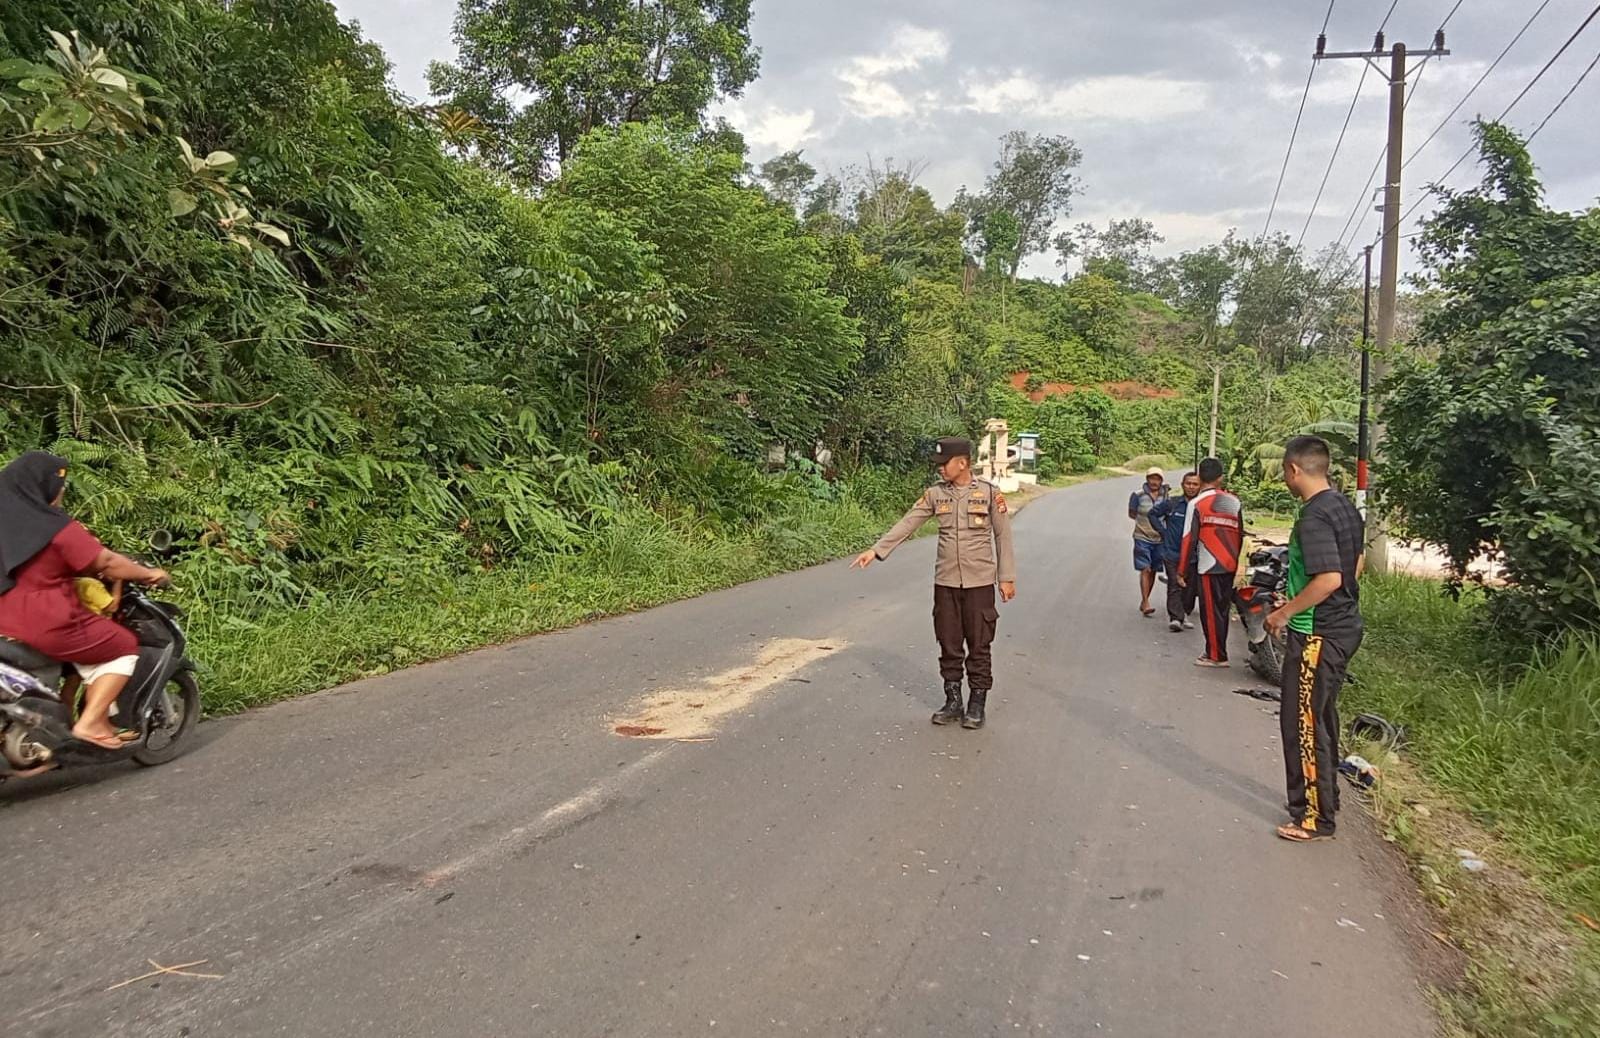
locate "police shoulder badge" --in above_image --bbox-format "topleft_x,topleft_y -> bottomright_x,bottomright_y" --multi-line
995,492 -> 1009,514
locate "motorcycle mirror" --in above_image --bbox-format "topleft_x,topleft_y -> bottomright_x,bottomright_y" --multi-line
148,529 -> 174,554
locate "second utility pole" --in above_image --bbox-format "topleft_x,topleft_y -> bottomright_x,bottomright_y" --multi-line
1314,27 -> 1448,572
1208,363 -> 1222,458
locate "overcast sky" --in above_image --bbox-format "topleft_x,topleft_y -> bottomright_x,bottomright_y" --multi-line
332,0 -> 1599,277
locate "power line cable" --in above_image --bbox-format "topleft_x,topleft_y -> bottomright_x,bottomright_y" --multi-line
1526,47 -> 1600,141
1492,3 -> 1599,118
1397,2 -> 1600,226
1378,0 -> 1403,32
1401,0 -> 1553,172
1437,0 -> 1466,32
1305,61 -> 1431,307
1262,0 -> 1339,238
1297,60 -> 1372,248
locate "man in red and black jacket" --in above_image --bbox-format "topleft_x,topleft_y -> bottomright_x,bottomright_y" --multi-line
1178,457 -> 1243,667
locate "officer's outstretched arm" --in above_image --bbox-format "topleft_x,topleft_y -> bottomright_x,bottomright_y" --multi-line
868,491 -> 937,562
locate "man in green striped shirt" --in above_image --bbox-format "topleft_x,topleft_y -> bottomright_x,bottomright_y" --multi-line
1266,436 -> 1365,843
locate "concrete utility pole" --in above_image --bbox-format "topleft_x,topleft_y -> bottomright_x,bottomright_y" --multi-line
1314,28 -> 1448,572
1208,364 -> 1222,458
1357,245 -> 1374,521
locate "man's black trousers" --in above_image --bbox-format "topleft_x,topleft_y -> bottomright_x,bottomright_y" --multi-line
933,584 -> 998,689
1163,556 -> 1197,623
1279,629 -> 1362,834
1196,572 -> 1233,662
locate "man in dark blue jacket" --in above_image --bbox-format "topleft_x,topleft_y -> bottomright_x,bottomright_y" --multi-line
1150,471 -> 1200,632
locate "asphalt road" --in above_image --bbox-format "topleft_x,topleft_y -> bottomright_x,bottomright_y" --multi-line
1,475 -> 1436,1037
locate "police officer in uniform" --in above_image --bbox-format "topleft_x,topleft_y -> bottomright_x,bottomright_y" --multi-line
852,437 -> 1017,728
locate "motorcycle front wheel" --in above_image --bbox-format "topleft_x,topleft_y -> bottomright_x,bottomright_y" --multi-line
132,671 -> 201,767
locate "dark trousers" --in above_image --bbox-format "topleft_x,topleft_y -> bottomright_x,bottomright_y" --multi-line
1196,572 -> 1233,661
1280,630 -> 1362,833
933,584 -> 999,690
1163,557 -> 1197,623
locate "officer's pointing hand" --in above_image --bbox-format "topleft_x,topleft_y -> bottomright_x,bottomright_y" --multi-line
851,550 -> 876,570
999,581 -> 1016,602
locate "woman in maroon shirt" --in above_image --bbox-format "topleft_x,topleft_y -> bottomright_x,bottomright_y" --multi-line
0,452 -> 170,749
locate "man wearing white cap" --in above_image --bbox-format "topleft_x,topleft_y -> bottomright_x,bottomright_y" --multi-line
1128,467 -> 1169,618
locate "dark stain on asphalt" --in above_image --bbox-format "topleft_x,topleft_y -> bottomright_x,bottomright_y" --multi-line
346,862 -> 428,886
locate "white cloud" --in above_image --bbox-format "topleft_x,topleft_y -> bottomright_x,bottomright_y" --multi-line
964,73 -> 1210,121
840,76 -> 915,119
837,25 -> 950,119
717,101 -> 819,151
852,26 -> 950,76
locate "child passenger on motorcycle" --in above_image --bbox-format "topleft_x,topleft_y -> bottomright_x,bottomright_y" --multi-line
58,576 -> 134,739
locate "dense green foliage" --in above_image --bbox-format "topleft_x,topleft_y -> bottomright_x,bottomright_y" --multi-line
1383,123 -> 1600,633
1,1 -> 856,613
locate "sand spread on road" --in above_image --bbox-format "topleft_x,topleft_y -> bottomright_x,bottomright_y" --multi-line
611,637 -> 842,740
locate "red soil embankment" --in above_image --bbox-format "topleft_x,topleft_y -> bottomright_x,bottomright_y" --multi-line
1008,372 -> 1180,403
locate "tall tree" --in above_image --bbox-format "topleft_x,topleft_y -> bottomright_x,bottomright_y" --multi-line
1171,242 -> 1237,352
849,166 -> 966,277
1059,217 -> 1166,293
1227,234 -> 1356,371
957,131 -> 1082,280
757,149 -> 815,213
429,0 -> 760,182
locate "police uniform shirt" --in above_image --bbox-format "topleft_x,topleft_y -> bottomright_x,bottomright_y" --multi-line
871,479 -> 1017,588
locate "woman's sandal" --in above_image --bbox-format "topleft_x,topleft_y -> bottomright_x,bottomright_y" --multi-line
1276,822 -> 1334,842
72,731 -> 126,751
1141,605 -> 1156,617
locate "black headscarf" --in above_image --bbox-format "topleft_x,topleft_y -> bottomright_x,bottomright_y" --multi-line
0,451 -> 71,595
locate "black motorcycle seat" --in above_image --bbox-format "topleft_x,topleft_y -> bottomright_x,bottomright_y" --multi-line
0,638 -> 63,686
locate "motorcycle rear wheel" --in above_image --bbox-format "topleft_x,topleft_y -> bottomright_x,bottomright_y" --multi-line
1248,634 -> 1287,684
132,672 -> 200,767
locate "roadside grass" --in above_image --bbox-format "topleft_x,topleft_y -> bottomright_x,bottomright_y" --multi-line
1350,574 -> 1600,1036
1245,509 -> 1297,537
1121,453 -> 1183,474
186,494 -> 910,715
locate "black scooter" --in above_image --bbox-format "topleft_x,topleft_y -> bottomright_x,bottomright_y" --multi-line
0,537 -> 199,779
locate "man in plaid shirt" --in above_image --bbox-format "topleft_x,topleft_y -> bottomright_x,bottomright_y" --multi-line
1266,436 -> 1366,843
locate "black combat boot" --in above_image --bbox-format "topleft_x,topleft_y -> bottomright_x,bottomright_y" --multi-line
961,688 -> 988,729
932,681 -> 964,725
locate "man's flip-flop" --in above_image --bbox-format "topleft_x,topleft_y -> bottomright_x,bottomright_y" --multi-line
115,729 -> 140,743
1193,657 -> 1229,668
1276,823 -> 1334,842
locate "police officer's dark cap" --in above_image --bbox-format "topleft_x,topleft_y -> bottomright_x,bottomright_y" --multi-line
930,437 -> 973,463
